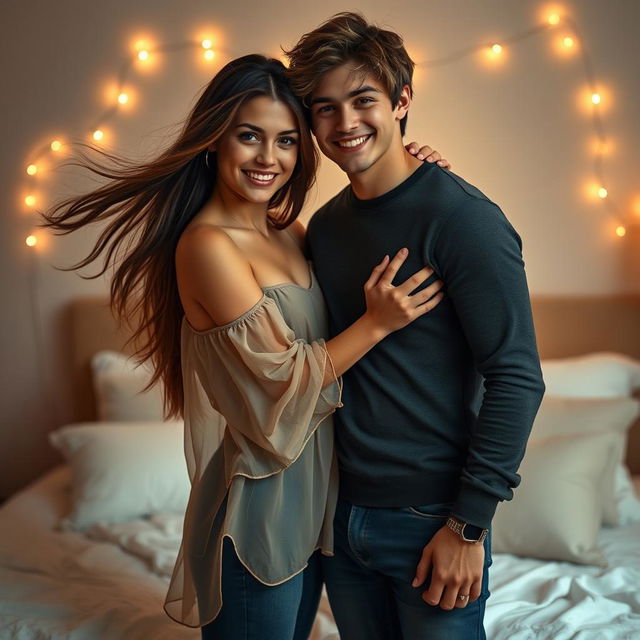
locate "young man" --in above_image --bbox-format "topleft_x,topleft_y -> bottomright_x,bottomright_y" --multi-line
286,12 -> 546,640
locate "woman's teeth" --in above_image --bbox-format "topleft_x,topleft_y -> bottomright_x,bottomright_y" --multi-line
245,171 -> 276,181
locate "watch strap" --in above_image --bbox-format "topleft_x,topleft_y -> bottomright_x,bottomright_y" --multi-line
446,516 -> 488,544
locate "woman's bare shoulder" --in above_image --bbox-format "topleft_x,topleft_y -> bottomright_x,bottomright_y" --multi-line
176,223 -> 263,327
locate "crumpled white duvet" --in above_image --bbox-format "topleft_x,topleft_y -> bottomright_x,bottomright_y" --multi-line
86,513 -> 184,578
486,524 -> 640,639
1,466 -> 639,639
86,508 -> 640,639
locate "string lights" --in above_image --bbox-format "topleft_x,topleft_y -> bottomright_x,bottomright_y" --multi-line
21,6 -> 635,248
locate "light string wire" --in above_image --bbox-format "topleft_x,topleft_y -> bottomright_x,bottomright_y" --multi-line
17,12 -> 634,430
415,17 -> 623,223
21,14 -> 634,244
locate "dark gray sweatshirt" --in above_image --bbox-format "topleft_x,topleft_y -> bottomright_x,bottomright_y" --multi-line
307,161 -> 546,529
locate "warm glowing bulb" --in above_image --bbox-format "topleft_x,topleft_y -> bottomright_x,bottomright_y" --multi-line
93,129 -> 104,141
548,13 -> 561,25
491,44 -> 503,54
118,92 -> 129,104
51,140 -> 62,151
615,226 -> 626,237
591,93 -> 601,105
589,137 -> 612,156
137,49 -> 149,61
202,39 -> 212,49
598,187 -> 608,199
27,164 -> 37,175
25,235 -> 37,247
562,36 -> 574,48
25,195 -> 36,207
204,49 -> 215,61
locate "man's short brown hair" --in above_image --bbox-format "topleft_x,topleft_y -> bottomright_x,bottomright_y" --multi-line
284,12 -> 415,136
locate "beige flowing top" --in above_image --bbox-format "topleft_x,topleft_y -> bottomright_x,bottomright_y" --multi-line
164,267 -> 343,628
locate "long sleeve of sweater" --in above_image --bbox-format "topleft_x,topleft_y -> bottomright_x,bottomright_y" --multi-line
433,200 -> 546,529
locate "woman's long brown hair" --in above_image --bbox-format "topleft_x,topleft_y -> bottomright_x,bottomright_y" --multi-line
40,55 -> 318,420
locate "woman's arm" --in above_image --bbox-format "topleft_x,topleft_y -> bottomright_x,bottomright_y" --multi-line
176,225 -> 444,387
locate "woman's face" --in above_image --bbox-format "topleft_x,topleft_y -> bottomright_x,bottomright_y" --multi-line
212,96 -> 300,206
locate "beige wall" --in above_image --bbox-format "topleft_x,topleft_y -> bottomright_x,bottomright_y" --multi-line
1,0 -> 639,497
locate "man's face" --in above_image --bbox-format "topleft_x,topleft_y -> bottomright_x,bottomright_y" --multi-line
309,63 -> 406,176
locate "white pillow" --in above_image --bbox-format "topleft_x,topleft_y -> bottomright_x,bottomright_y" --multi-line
528,395 -> 640,526
540,351 -> 640,527
91,350 -> 165,421
49,421 -> 189,530
541,352 -> 640,398
492,431 -> 618,566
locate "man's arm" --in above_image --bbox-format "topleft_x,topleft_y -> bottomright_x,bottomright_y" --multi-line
412,197 -> 545,611
435,199 -> 546,528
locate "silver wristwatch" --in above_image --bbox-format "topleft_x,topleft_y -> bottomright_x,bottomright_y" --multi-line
446,516 -> 488,544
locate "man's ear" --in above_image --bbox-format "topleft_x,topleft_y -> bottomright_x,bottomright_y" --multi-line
394,85 -> 412,122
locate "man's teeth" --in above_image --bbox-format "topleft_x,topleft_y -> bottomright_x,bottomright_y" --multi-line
338,135 -> 369,148
246,172 -> 276,181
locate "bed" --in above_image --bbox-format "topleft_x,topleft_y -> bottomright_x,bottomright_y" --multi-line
1,294 -> 639,639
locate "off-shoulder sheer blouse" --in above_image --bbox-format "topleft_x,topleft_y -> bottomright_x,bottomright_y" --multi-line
164,267 -> 343,628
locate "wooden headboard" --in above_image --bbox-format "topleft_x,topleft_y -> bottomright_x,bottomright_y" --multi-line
67,294 -> 640,473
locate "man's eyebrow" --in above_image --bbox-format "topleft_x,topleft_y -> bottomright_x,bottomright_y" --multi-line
310,86 -> 382,106
235,123 -> 299,135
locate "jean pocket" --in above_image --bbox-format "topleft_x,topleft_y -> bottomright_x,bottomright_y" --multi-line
405,502 -> 453,519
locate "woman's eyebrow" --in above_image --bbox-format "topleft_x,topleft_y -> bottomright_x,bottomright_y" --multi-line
235,123 -> 299,135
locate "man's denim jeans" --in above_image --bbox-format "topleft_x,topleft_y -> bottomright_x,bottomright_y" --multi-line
322,496 -> 492,639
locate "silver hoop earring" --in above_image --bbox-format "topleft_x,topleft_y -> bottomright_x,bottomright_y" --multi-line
205,150 -> 211,170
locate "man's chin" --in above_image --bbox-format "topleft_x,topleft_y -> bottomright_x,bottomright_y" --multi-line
330,156 -> 373,175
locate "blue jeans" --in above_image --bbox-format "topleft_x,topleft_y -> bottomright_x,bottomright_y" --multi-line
200,537 -> 323,640
322,497 -> 492,640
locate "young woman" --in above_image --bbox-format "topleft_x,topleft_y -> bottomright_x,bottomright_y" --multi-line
41,54 -> 448,640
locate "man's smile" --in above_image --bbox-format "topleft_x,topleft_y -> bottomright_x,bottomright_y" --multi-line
333,134 -> 374,152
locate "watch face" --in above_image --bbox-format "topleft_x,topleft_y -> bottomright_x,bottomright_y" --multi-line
462,524 -> 485,542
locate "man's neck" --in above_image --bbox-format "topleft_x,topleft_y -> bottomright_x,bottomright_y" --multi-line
348,142 -> 423,201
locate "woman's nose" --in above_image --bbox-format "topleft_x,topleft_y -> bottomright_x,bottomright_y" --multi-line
256,145 -> 276,166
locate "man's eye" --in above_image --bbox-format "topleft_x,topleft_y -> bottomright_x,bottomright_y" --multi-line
358,97 -> 374,104
317,105 -> 334,113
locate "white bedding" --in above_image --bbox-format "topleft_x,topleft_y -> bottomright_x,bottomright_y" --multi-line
0,466 -> 639,639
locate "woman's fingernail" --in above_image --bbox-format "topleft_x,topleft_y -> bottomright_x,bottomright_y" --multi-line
412,578 -> 419,587
417,153 -> 424,160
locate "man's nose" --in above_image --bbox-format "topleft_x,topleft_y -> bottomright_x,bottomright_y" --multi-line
336,106 -> 358,133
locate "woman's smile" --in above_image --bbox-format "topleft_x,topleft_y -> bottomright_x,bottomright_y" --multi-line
242,169 -> 279,186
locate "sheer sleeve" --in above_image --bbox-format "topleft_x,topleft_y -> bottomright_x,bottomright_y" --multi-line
184,294 -> 343,479
165,294 -> 341,627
